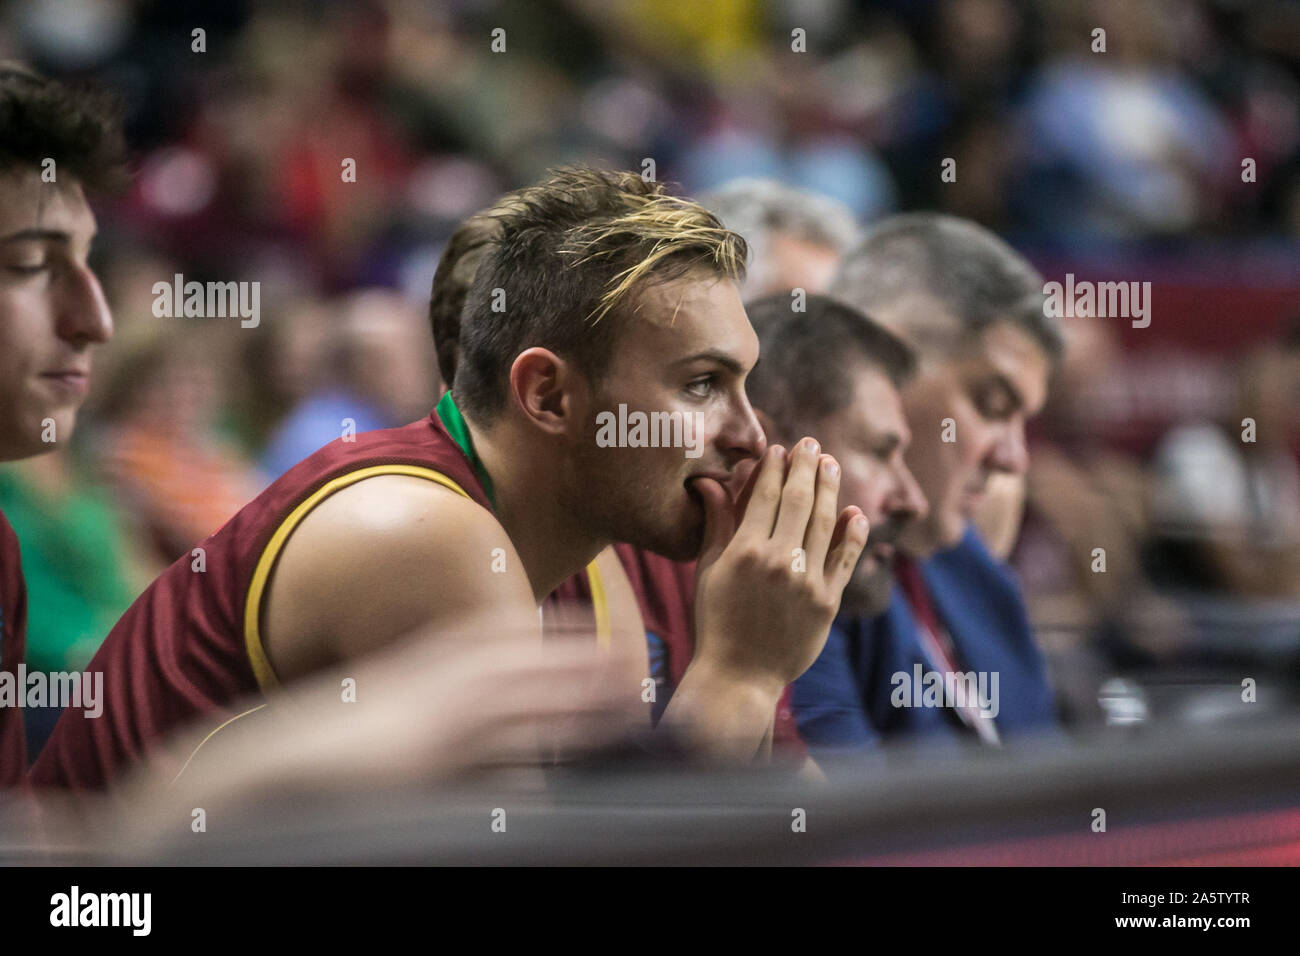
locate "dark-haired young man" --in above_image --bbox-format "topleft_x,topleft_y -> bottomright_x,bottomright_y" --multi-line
0,64 -> 122,786
34,167 -> 868,789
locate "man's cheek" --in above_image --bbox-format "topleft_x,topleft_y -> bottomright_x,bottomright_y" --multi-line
841,472 -> 877,519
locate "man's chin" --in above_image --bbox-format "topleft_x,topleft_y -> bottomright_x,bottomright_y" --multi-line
667,500 -> 707,561
937,514 -> 969,551
617,496 -> 705,563
5,410 -> 72,461
899,513 -> 962,558
633,526 -> 702,563
841,566 -> 896,619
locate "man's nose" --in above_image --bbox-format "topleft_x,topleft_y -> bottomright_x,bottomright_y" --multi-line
722,396 -> 766,466
889,459 -> 929,522
56,262 -> 113,346
987,420 -> 1029,476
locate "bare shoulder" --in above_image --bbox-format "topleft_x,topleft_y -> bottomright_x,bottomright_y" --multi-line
261,474 -> 535,680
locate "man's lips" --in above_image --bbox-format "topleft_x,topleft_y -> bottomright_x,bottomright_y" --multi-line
685,474 -> 736,508
39,370 -> 90,397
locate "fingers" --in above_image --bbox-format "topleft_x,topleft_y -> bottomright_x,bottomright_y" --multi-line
730,450 -> 766,526
802,454 -> 842,571
736,443 -> 787,539
827,504 -> 860,556
693,476 -> 735,567
823,507 -> 869,595
772,438 -> 822,546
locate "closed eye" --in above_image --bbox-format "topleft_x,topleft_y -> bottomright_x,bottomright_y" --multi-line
7,262 -> 49,276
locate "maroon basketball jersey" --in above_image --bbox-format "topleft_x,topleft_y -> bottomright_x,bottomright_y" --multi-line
31,404 -> 495,791
0,509 -> 28,787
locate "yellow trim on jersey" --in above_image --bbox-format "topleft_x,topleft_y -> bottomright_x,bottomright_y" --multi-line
170,703 -> 267,787
586,559 -> 611,650
243,465 -> 473,692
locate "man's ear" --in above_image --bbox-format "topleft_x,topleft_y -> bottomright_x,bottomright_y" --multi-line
508,347 -> 585,437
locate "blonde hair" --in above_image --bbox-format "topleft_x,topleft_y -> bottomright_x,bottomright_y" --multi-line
454,166 -> 748,419
559,185 -> 748,324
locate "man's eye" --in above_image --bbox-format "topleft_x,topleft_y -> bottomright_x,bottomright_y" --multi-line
685,376 -> 716,398
977,388 -> 1013,419
6,262 -> 48,276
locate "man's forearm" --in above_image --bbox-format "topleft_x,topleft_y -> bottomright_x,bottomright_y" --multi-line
656,658 -> 784,763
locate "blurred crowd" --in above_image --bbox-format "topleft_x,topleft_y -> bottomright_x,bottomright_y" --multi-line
2,0 -> 1300,753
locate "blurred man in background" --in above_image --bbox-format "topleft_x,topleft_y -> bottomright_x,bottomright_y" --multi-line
1010,313 -> 1187,728
1151,322 -> 1300,598
795,213 -> 1063,752
700,178 -> 859,297
94,323 -> 265,567
262,289 -> 439,478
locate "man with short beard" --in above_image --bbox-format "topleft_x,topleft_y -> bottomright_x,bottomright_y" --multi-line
34,166 -> 869,789
0,64 -> 122,786
741,294 -> 928,747
793,213 -> 1064,752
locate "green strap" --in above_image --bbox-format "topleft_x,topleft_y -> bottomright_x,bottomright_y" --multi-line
435,391 -> 497,511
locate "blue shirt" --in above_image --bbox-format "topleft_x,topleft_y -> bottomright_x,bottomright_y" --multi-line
262,390 -> 390,479
793,527 -> 1059,755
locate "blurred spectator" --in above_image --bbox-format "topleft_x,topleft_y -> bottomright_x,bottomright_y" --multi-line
233,295 -> 335,457
1014,0 -> 1235,239
94,324 -> 264,566
1150,323 -> 1300,598
261,289 -> 439,477
700,178 -> 859,296
1010,315 -> 1187,725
